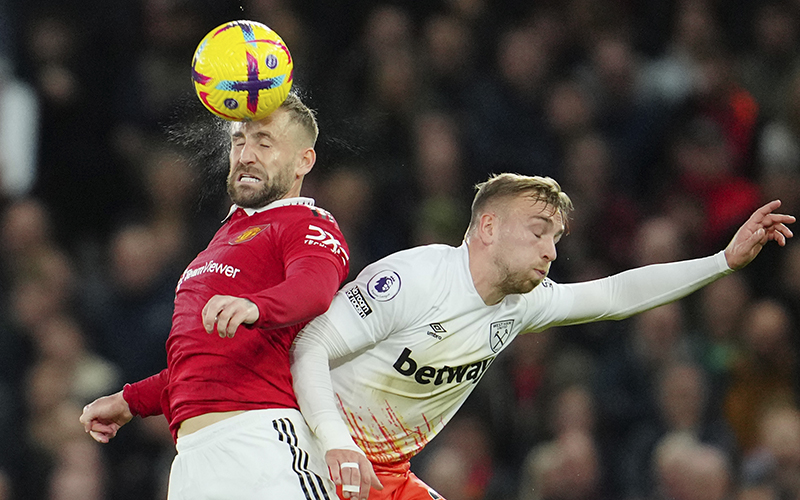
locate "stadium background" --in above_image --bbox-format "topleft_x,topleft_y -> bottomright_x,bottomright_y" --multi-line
0,0 -> 799,498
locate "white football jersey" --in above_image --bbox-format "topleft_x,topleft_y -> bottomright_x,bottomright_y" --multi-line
297,242 -> 731,464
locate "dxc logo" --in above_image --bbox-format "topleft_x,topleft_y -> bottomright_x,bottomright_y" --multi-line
305,224 -> 349,262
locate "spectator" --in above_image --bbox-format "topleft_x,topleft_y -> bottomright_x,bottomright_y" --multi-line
740,405 -> 800,499
737,1 -> 800,122
723,299 -> 799,454
621,361 -> 737,499
81,223 -> 177,384
652,433 -> 733,500
518,430 -> 602,500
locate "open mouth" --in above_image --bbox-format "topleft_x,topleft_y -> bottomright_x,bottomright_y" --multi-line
237,173 -> 262,184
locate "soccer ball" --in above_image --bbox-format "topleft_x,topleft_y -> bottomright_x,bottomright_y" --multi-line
191,20 -> 293,121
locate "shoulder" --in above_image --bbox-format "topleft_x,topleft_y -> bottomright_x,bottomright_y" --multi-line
272,203 -> 340,226
265,203 -> 346,242
356,244 -> 461,301
366,244 -> 457,275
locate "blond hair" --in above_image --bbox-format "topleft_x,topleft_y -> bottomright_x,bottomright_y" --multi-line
466,173 -> 573,235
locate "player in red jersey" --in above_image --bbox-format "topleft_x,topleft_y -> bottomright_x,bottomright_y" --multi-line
80,93 -> 357,500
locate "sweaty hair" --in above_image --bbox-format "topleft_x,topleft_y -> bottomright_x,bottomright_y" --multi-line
280,92 -> 319,147
466,173 -> 574,235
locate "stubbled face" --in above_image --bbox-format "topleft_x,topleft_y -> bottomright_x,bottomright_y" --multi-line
492,195 -> 564,295
227,108 -> 303,208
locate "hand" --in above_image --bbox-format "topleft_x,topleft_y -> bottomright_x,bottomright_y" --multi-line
79,391 -> 134,443
724,200 -> 795,270
326,449 -> 383,500
202,295 -> 260,338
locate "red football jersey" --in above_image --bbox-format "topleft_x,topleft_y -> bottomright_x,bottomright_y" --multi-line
123,198 -> 349,440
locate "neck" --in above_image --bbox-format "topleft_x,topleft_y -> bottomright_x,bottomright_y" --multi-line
466,239 -> 505,306
284,180 -> 303,199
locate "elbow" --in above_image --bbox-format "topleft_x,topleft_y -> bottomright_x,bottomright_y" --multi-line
306,291 -> 336,320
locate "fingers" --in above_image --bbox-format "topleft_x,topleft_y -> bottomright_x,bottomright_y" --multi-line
326,450 -> 381,500
202,296 -> 240,338
203,296 -> 259,337
201,298 -> 220,334
214,307 -> 240,338
341,459 -> 382,499
79,406 -> 92,428
88,430 -> 109,443
85,421 -> 117,443
757,199 -> 782,217
368,465 -> 383,491
362,459 -> 383,495
326,455 -> 343,485
750,200 -> 783,224
746,200 -> 794,245
80,403 -> 101,431
770,222 -> 794,245
340,462 -> 361,498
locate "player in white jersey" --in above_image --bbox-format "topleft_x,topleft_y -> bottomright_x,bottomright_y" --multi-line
289,173 -> 795,500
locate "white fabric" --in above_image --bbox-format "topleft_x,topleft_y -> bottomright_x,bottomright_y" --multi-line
167,408 -> 335,500
292,243 -> 733,463
222,196 -> 317,221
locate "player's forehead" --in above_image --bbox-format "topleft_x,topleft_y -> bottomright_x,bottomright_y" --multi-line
230,109 -> 288,136
512,194 -> 564,228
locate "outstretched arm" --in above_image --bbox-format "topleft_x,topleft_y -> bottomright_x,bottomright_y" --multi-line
533,200 -> 794,330
724,200 -> 794,270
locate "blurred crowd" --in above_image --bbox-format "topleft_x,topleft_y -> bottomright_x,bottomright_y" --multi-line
0,0 -> 799,499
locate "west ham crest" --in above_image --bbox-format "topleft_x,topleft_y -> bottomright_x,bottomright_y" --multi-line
489,320 -> 514,352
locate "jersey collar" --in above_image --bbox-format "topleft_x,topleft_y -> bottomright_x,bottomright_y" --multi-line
223,197 -> 316,222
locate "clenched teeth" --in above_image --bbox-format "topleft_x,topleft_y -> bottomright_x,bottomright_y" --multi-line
239,174 -> 261,183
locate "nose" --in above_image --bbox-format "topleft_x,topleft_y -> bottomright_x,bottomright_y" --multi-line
237,141 -> 257,165
542,236 -> 557,262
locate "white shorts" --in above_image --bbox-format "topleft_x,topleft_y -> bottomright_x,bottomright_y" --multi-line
167,408 -> 336,500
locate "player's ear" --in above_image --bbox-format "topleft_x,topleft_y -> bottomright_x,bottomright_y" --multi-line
478,212 -> 497,244
296,147 -> 316,177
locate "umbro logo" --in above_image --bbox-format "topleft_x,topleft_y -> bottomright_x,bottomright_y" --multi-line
426,323 -> 446,340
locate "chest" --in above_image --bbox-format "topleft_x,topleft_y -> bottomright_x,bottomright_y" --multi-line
178,220 -> 285,292
376,299 -> 525,387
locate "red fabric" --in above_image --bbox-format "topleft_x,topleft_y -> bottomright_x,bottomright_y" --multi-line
123,369 -> 169,417
122,204 -> 349,441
